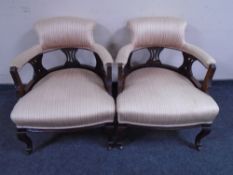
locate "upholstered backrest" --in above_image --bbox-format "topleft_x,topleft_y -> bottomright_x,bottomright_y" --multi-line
128,17 -> 187,49
35,17 -> 95,50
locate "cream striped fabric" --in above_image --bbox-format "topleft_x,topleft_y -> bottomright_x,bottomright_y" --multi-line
91,43 -> 114,67
181,43 -> 216,68
35,16 -> 95,50
116,17 -> 216,68
129,17 -> 187,49
11,45 -> 43,70
11,17 -> 113,69
117,68 -> 219,127
11,69 -> 115,129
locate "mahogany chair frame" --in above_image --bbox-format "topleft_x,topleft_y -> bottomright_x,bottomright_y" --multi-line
115,47 -> 216,150
10,48 -> 114,154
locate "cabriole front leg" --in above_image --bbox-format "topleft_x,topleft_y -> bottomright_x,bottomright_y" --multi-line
17,129 -> 33,154
195,124 -> 211,151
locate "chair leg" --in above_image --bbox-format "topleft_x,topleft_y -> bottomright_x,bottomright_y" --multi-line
194,124 -> 211,151
107,124 -> 126,150
103,124 -> 116,150
17,129 -> 33,154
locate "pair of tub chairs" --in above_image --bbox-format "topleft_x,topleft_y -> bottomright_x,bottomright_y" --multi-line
10,16 -> 219,154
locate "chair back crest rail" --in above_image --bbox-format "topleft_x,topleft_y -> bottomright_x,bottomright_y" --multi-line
10,48 -> 107,97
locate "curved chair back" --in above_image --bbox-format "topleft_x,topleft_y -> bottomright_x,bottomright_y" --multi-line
10,17 -> 113,96
116,17 -> 216,92
35,17 -> 95,50
129,17 -> 186,49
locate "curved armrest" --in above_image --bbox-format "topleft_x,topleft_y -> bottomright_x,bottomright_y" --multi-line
92,43 -> 113,71
182,43 -> 216,68
105,63 -> 113,95
115,44 -> 134,66
181,43 -> 217,92
11,45 -> 43,69
201,64 -> 216,92
10,45 -> 43,97
115,63 -> 124,94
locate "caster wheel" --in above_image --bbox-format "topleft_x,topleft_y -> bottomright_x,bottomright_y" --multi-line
119,145 -> 124,150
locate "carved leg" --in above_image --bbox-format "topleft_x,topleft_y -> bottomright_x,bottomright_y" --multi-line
195,124 -> 211,151
17,129 -> 33,154
103,124 -> 115,150
107,125 -> 126,150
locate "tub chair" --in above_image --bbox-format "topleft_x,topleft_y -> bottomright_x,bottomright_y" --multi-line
10,17 -> 115,153
115,17 -> 219,150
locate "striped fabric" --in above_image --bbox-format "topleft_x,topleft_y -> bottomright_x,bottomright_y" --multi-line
11,69 -> 115,129
11,45 -> 42,70
11,17 -> 113,70
35,16 -> 95,50
181,43 -> 216,68
116,17 -> 216,68
117,68 -> 219,127
129,17 -> 187,49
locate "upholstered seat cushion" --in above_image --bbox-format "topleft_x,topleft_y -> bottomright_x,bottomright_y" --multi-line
11,68 -> 115,129
117,68 -> 219,127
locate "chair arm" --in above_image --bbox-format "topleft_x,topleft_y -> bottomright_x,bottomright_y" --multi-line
92,43 -> 113,71
11,45 -> 43,70
182,43 -> 216,68
105,63 -> 125,97
181,43 -> 217,92
10,66 -> 25,97
115,44 -> 134,66
115,63 -> 124,94
105,63 -> 113,95
201,64 -> 216,92
10,45 -> 43,97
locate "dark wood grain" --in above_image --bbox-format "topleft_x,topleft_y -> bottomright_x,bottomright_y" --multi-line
114,47 -> 216,150
117,47 -> 216,93
10,48 -> 114,153
10,48 -> 108,97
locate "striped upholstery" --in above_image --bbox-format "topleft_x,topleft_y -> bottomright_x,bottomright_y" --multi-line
11,69 -> 115,129
11,17 -> 113,70
11,45 -> 42,70
129,17 -> 187,49
116,17 -> 216,68
117,68 -> 219,127
35,16 -> 95,50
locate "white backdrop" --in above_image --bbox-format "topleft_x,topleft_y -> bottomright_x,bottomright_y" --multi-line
0,0 -> 232,83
